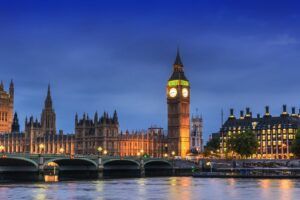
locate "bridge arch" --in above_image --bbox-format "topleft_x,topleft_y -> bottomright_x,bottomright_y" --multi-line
0,157 -> 38,169
103,159 -> 140,167
0,157 -> 39,181
103,159 -> 140,178
144,160 -> 173,177
43,157 -> 98,180
43,157 -> 98,169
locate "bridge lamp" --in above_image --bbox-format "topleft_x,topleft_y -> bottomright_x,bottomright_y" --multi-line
137,152 -> 141,156
0,145 -> 5,153
97,146 -> 103,156
59,148 -> 64,154
39,144 -> 45,153
171,151 -> 175,156
164,153 -> 168,158
103,150 -> 108,156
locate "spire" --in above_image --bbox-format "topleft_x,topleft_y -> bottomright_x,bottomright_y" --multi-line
174,48 -> 183,66
12,112 -> 20,133
44,84 -> 53,108
75,113 -> 78,125
113,110 -> 118,123
0,80 -> 3,90
94,111 -> 98,123
9,79 -> 14,100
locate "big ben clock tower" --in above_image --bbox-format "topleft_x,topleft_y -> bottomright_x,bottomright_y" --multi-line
167,50 -> 190,157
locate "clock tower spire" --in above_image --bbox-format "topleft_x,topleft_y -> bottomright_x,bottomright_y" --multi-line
167,49 -> 190,157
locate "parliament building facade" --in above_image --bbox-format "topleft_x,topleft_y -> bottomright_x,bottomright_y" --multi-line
0,51 -> 192,158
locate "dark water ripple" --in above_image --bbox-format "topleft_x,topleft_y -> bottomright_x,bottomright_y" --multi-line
1,177 -> 300,200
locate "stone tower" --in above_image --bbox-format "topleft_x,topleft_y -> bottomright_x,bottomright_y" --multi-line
41,84 -> 56,134
0,80 -> 14,133
167,50 -> 190,157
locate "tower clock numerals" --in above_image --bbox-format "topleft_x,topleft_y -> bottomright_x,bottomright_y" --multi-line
182,88 -> 189,98
169,88 -> 177,97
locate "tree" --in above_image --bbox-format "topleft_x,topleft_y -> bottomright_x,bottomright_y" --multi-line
228,129 -> 258,158
291,129 -> 300,158
204,136 -> 220,157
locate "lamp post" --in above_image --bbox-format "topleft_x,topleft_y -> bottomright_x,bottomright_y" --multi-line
103,150 -> 108,156
59,148 -> 64,155
97,146 -> 103,157
39,143 -> 45,154
0,145 -> 5,153
171,151 -> 175,157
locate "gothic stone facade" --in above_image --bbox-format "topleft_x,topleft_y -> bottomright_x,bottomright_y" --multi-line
167,50 -> 190,157
0,80 -> 14,133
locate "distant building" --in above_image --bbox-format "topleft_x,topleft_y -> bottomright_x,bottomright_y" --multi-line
220,105 -> 299,159
0,80 -> 14,133
24,85 -> 75,154
75,111 -> 119,155
119,127 -> 166,157
190,115 -> 203,152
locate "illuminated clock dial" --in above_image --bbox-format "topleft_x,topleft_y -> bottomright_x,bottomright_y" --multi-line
182,88 -> 189,97
169,88 -> 177,97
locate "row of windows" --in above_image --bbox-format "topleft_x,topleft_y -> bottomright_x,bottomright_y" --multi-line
226,129 -> 295,135
0,112 -> 8,122
258,134 -> 294,140
226,124 -> 293,130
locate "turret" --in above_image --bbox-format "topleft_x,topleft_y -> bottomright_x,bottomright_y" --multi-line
75,113 -> 78,125
264,106 -> 270,117
245,107 -> 251,118
0,80 -> 3,91
94,112 -> 98,124
239,110 -> 244,119
11,112 -> 20,133
113,110 -> 118,124
281,104 -> 288,116
229,108 -> 235,119
291,107 -> 297,117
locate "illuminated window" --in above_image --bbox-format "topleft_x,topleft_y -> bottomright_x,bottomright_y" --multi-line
283,134 -> 287,139
289,135 -> 294,139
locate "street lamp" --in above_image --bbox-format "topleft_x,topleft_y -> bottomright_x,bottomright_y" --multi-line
39,143 -> 45,154
140,149 -> 144,155
164,153 -> 168,158
137,152 -> 141,156
59,148 -> 64,154
0,145 -> 5,153
103,150 -> 108,156
97,146 -> 103,157
171,151 -> 175,157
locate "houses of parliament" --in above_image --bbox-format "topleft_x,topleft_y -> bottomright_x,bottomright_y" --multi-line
0,51 -> 202,157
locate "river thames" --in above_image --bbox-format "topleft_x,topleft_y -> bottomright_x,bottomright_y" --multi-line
1,177 -> 300,200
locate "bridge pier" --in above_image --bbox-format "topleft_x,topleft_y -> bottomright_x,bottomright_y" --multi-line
38,155 -> 45,181
140,160 -> 145,177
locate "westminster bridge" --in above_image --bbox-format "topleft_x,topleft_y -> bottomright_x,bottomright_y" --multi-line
0,153 -> 198,181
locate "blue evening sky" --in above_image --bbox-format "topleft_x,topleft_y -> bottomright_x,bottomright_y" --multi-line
1,0 -> 300,142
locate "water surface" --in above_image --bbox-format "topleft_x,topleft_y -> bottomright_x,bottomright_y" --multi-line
0,177 -> 300,199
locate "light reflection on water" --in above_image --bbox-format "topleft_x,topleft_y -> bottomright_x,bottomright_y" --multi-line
1,178 -> 300,200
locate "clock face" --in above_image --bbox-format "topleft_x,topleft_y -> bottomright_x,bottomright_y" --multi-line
182,88 -> 189,97
169,88 -> 177,97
